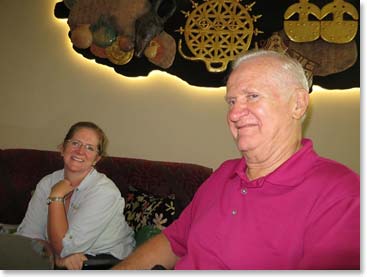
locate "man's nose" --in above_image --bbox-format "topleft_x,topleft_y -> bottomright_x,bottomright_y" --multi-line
228,102 -> 249,122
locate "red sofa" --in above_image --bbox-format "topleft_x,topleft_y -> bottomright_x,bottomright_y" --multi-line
0,148 -> 212,226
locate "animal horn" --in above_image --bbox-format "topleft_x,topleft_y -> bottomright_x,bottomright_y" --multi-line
152,0 -> 177,23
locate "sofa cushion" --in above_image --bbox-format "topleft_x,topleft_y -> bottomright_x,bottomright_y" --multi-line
0,149 -> 64,224
124,185 -> 181,232
0,148 -> 212,225
0,149 -> 14,224
95,156 -> 213,209
134,225 -> 161,248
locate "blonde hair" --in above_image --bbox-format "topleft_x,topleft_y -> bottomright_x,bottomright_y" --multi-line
62,121 -> 108,156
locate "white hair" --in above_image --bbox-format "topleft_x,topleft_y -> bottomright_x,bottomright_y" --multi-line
231,49 -> 310,91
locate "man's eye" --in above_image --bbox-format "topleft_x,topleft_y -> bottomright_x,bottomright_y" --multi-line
247,94 -> 259,100
227,99 -> 235,106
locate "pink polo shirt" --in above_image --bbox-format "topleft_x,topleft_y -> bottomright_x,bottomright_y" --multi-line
163,139 -> 360,269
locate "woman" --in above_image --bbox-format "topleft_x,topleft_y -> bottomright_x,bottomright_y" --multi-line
17,121 -> 135,269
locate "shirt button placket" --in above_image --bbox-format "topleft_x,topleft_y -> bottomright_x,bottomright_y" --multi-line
231,187 -> 247,216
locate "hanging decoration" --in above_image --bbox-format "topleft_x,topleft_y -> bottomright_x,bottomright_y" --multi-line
261,0 -> 359,89
54,0 -> 360,90
283,0 -> 359,43
65,0 -> 177,68
177,0 -> 262,72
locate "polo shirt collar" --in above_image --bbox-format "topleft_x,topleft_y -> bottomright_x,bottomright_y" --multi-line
234,138 -> 319,187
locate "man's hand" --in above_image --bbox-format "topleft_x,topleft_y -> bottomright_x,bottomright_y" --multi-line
55,253 -> 88,270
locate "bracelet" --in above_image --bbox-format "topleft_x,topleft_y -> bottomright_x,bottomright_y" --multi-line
46,196 -> 64,205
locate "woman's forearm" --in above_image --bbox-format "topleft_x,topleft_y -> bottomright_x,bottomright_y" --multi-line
47,201 -> 68,255
47,179 -> 74,255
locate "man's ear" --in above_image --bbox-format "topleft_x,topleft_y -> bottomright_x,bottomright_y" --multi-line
292,88 -> 309,120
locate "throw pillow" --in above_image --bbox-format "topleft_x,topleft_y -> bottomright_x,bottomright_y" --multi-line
134,225 -> 161,248
124,185 -> 180,232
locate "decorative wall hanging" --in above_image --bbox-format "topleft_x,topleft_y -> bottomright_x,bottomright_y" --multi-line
54,0 -> 360,90
283,0 -> 358,43
177,0 -> 262,72
273,0 -> 359,89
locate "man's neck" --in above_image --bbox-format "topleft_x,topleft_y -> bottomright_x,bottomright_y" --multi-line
244,138 -> 302,181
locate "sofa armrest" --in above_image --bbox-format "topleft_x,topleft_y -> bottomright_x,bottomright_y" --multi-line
82,254 -> 121,270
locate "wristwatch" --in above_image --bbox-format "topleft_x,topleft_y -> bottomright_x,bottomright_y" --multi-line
46,196 -> 64,205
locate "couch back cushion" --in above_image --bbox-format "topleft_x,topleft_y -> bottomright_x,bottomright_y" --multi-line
0,149 -> 64,224
96,156 -> 213,208
0,149 -> 212,224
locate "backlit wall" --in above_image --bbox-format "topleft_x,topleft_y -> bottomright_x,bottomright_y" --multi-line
0,0 -> 360,173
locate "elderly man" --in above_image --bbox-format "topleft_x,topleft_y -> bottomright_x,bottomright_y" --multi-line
112,50 -> 360,270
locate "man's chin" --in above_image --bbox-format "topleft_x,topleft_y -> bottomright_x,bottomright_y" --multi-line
236,140 -> 257,153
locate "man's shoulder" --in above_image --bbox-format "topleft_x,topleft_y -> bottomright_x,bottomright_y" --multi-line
312,156 -> 359,180
306,156 -> 359,197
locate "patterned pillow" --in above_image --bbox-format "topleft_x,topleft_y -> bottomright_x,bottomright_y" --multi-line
134,225 -> 161,248
124,186 -> 181,232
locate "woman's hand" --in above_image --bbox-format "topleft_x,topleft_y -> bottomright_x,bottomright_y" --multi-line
55,253 -> 88,270
49,179 -> 74,198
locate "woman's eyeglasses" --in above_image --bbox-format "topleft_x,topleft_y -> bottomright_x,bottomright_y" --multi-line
66,139 -> 99,154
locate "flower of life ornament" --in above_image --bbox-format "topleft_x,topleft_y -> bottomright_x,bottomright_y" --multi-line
177,0 -> 262,73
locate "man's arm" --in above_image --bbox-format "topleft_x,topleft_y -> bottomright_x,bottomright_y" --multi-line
298,196 -> 360,269
111,233 -> 179,270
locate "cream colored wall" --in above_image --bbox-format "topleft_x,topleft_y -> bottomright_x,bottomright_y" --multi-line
0,0 -> 360,173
